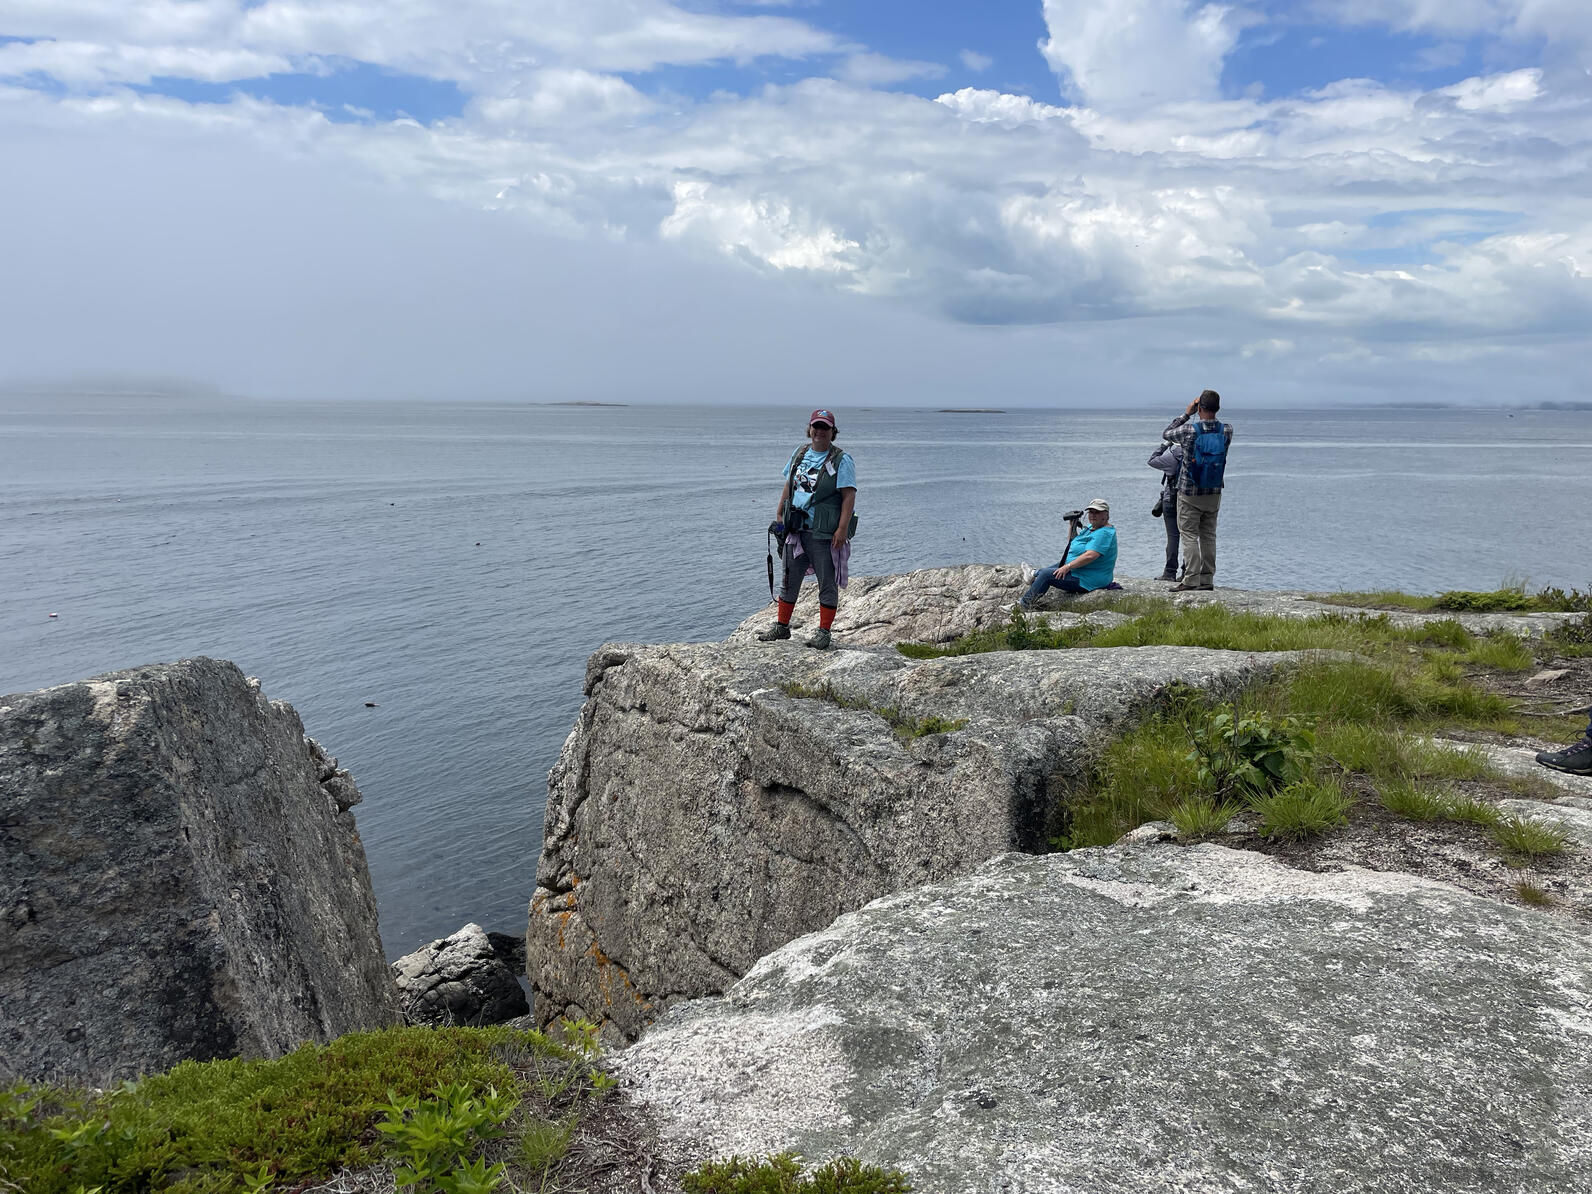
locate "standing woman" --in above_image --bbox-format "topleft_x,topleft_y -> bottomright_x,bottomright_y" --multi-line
757,409 -> 856,650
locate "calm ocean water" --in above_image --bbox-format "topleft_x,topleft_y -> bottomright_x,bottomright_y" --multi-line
3,397 -> 1587,957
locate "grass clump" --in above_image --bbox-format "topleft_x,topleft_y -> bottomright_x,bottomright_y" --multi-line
1435,585 -> 1590,613
1252,777 -> 1353,841
1458,634 -> 1535,671
1167,797 -> 1238,840
1379,779 -> 1450,821
780,680 -> 968,741
1492,816 -> 1570,863
1316,590 -> 1439,611
683,1152 -> 912,1194
1514,879 -> 1556,907
0,1023 -> 616,1194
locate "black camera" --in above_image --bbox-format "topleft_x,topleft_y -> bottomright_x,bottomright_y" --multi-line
1062,509 -> 1085,523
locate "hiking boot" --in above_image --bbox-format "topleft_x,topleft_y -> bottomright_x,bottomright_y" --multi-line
1158,570 -> 1178,582
1537,738 -> 1592,776
757,622 -> 791,642
1171,582 -> 1200,592
805,628 -> 832,650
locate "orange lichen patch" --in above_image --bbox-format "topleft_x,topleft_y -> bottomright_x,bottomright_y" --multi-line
586,943 -> 647,1009
556,909 -> 574,951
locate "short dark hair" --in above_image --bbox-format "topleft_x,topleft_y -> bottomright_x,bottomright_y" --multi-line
1198,389 -> 1220,413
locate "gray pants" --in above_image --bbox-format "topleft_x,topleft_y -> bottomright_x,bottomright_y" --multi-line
1176,491 -> 1222,587
1162,494 -> 1180,577
779,531 -> 838,609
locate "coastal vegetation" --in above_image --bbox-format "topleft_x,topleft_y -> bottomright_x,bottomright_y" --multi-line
0,1019 -> 911,1194
0,1023 -> 618,1194
900,598 -> 1582,871
1315,582 -> 1591,614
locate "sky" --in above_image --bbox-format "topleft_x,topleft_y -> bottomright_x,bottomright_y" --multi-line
1,1 -> 1589,405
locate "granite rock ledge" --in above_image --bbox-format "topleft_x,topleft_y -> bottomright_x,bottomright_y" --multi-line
0,658 -> 400,1084
527,567 -> 1315,1043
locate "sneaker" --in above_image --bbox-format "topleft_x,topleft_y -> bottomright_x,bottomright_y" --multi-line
805,628 -> 832,650
1020,561 -> 1036,588
1536,738 -> 1592,776
1012,598 -> 1031,614
757,622 -> 791,642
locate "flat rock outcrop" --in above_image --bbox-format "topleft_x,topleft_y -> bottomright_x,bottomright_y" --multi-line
728,565 -> 1578,648
0,659 -> 400,1084
393,922 -> 530,1027
528,609 -> 1296,1041
620,844 -> 1592,1193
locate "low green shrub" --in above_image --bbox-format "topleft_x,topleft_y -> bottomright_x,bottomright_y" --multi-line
377,1081 -> 515,1192
1186,708 -> 1314,800
683,1153 -> 912,1194
0,1026 -> 570,1194
1492,816 -> 1569,862
1252,777 -> 1352,841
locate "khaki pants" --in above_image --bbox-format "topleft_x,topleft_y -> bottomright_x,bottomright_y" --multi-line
1176,491 -> 1222,587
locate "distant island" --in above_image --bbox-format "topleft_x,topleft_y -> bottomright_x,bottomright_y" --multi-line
938,408 -> 1006,414
548,400 -> 629,407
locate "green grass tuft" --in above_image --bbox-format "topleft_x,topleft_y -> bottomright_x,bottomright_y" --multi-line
1167,797 -> 1238,840
1251,777 -> 1353,841
1459,634 -> 1535,671
1492,816 -> 1569,863
683,1152 -> 912,1194
1380,778 -> 1450,821
1315,590 -> 1439,611
1514,879 -> 1556,907
780,680 -> 967,740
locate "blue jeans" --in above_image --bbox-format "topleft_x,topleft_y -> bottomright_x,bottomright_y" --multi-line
1023,568 -> 1085,605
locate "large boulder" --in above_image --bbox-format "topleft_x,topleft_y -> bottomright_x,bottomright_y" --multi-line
619,844 -> 1592,1193
393,923 -> 529,1027
528,613 -> 1295,1042
0,659 -> 400,1084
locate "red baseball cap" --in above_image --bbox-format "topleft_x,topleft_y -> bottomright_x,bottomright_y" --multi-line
808,408 -> 837,428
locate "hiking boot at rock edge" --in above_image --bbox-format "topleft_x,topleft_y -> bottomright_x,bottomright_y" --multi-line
756,622 -> 791,642
806,628 -> 832,650
1536,738 -> 1592,776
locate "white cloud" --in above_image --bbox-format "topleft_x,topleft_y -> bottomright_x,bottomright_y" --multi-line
1038,0 -> 1256,111
0,0 -> 1589,404
959,50 -> 993,72
833,52 -> 946,87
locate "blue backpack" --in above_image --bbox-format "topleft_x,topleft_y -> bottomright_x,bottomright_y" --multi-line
1188,420 -> 1229,490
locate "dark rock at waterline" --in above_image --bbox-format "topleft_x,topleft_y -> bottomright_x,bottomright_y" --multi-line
0,659 -> 400,1085
393,923 -> 529,1027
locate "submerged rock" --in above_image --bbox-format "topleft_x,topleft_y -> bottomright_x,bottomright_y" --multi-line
528,571 -> 1299,1041
619,844 -> 1592,1193
0,659 -> 399,1084
393,922 -> 529,1027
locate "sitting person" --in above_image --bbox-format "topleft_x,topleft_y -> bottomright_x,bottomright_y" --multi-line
1018,498 -> 1117,609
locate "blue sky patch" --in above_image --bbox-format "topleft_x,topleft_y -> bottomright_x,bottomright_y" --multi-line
132,60 -> 467,124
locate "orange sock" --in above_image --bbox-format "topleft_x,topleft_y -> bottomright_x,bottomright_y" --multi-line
819,605 -> 836,630
777,600 -> 795,623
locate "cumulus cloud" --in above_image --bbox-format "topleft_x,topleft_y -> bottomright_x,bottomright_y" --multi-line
1038,0 -> 1256,111
0,0 -> 1589,403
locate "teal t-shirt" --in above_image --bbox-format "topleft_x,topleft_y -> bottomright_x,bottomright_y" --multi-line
1064,524 -> 1118,590
784,448 -> 856,513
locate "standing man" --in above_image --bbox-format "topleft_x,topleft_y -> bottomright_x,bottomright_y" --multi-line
757,408 -> 856,650
1164,389 -> 1232,592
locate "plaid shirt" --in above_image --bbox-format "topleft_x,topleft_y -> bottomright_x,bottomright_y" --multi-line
1164,413 -> 1233,497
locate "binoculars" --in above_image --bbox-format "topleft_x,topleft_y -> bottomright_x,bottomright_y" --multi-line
1062,509 -> 1085,523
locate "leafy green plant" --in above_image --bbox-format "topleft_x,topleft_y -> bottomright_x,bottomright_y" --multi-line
377,1082 -> 516,1192
683,1152 -> 912,1194
1252,777 -> 1352,841
1492,816 -> 1569,863
1187,708 -> 1315,800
